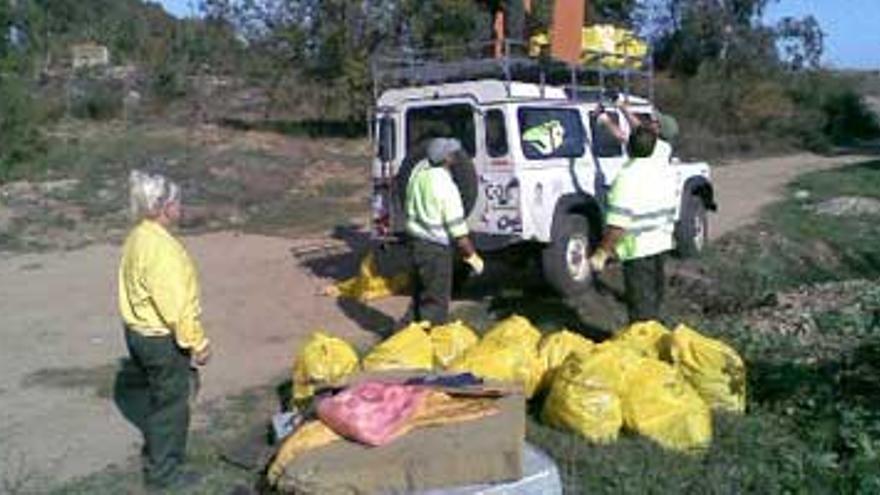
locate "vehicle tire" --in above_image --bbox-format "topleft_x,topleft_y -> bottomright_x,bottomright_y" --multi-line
542,213 -> 594,297
674,192 -> 708,258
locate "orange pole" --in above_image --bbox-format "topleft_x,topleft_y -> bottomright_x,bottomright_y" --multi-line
551,0 -> 585,65
494,9 -> 506,58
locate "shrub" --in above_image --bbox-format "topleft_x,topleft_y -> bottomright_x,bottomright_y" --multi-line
0,75 -> 45,177
69,76 -> 124,121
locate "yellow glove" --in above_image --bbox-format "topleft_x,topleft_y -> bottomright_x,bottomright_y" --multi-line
588,248 -> 610,273
463,253 -> 485,276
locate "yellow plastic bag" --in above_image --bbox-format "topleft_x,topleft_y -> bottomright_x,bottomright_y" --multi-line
363,322 -> 433,371
529,25 -> 647,68
482,314 -> 542,350
669,324 -> 747,413
621,358 -> 712,452
292,332 -> 359,401
613,320 -> 671,360
430,320 -> 479,368
327,251 -> 409,302
541,348 -> 637,443
582,24 -> 648,68
449,339 -> 544,398
538,330 -> 595,390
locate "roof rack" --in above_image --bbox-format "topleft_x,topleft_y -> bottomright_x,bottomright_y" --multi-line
371,38 -> 654,104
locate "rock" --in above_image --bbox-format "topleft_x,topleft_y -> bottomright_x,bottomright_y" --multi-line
39,179 -> 80,195
813,196 -> 880,217
794,189 -> 811,200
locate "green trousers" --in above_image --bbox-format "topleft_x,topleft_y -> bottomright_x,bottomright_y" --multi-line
622,252 -> 666,324
124,328 -> 191,487
405,238 -> 454,326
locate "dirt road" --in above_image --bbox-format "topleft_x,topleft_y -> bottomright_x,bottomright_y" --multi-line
708,152 -> 872,239
0,152 -> 872,489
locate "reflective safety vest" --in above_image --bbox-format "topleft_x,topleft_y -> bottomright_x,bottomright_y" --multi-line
522,120 -> 565,156
405,159 -> 469,245
606,156 -> 678,261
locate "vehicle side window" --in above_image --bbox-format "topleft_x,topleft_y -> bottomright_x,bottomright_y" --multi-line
406,104 -> 476,158
590,111 -> 624,158
485,109 -> 508,157
518,108 -> 585,160
377,117 -> 396,161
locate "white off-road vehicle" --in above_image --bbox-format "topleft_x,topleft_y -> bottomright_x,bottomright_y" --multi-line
369,45 -> 716,296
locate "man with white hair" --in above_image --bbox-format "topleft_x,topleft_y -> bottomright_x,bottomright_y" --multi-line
118,170 -> 211,489
404,138 -> 484,325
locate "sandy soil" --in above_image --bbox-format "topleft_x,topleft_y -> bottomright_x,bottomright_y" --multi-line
0,151 -> 873,489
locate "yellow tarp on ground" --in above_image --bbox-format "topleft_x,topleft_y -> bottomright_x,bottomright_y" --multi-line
430,320 -> 480,369
621,357 -> 712,452
292,332 -> 360,401
670,324 -> 747,413
327,251 -> 409,302
528,24 -> 648,68
537,330 -> 595,391
612,320 -> 671,360
363,322 -> 434,372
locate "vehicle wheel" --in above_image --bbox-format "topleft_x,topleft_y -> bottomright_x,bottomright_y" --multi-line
675,193 -> 708,258
542,214 -> 594,297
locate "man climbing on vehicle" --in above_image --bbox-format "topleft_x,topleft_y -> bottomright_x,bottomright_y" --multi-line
588,126 -> 678,323
404,137 -> 485,325
597,100 -> 675,162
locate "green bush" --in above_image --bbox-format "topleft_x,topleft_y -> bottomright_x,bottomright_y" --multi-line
0,75 -> 45,178
69,77 -> 124,121
150,57 -> 189,103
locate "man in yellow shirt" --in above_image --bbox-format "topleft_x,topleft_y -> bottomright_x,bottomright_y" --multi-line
118,170 -> 211,489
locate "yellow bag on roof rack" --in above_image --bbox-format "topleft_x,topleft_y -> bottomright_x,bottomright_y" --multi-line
528,24 -> 648,69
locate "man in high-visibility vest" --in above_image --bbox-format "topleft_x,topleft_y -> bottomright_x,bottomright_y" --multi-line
588,125 -> 678,323
404,138 -> 484,325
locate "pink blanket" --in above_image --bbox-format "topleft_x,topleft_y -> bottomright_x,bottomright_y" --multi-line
317,381 -> 428,446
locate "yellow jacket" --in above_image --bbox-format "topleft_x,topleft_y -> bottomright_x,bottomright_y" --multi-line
118,220 -> 209,353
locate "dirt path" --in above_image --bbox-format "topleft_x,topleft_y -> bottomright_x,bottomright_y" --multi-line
709,152 -> 873,239
0,152 -> 873,490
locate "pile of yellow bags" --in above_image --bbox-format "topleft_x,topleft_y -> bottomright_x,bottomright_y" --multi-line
528,24 -> 649,69
290,317 -> 746,452
541,322 -> 745,451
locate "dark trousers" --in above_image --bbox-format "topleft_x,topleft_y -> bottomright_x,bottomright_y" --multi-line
622,253 -> 666,324
124,329 -> 191,487
405,238 -> 454,326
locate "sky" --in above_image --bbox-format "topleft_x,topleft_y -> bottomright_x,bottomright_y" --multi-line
765,0 -> 880,69
156,0 -> 880,70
